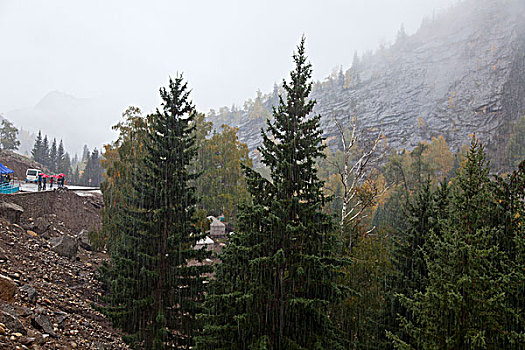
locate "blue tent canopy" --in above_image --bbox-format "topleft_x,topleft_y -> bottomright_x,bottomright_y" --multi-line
0,163 -> 14,175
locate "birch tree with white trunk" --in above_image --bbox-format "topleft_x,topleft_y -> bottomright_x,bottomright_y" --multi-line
332,116 -> 385,251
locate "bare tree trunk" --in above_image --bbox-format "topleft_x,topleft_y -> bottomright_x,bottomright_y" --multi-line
333,116 -> 385,251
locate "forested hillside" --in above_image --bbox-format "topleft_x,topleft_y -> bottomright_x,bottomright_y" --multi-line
95,31 -> 524,348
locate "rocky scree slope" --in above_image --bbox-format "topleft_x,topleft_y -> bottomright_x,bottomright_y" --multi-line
0,191 -> 128,349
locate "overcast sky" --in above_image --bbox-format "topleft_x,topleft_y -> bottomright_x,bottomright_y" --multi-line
0,0 -> 457,116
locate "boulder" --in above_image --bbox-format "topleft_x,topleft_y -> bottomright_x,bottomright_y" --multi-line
0,274 -> 17,303
31,314 -> 56,337
55,311 -> 68,325
34,217 -> 51,234
0,309 -> 26,335
20,285 -> 38,304
77,229 -> 92,251
50,235 -> 78,259
20,336 -> 36,346
0,202 -> 24,224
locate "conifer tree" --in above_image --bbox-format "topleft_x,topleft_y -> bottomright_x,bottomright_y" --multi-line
81,149 -> 103,186
199,37 -> 349,349
42,135 -> 50,168
492,160 -> 525,345
386,179 -> 440,344
82,144 -> 90,162
63,153 -> 72,178
100,76 -> 211,349
0,119 -> 20,150
31,130 -> 44,163
390,138 -> 520,349
71,166 -> 80,185
56,140 -> 66,173
49,138 -> 58,173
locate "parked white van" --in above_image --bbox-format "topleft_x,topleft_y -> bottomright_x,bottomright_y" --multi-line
25,169 -> 42,183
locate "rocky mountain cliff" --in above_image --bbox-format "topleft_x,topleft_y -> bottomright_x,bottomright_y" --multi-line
211,0 -> 525,165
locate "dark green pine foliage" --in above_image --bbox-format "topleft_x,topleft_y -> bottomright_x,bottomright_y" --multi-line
56,140 -> 68,175
492,160 -> 525,346
397,179 -> 437,292
386,178 -> 444,345
49,138 -> 58,172
81,149 -> 104,186
63,153 -> 72,178
41,135 -> 50,169
100,75 -> 212,349
31,130 -> 45,164
71,166 -> 80,185
198,38 -> 349,350
391,138 -> 519,349
82,145 -> 90,162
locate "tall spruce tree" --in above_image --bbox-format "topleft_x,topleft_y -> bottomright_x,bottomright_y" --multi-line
42,135 -> 50,169
198,37 -> 349,349
492,160 -> 525,346
31,130 -> 44,163
56,140 -> 66,173
82,144 -> 90,162
386,179 -> 439,344
71,166 -> 80,185
63,153 -> 72,178
100,76 -> 211,349
49,138 -> 58,173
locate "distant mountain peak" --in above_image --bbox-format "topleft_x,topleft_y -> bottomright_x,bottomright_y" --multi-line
34,91 -> 85,111
5,91 -> 123,156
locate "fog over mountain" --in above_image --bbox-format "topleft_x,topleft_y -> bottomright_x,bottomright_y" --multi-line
5,92 -> 124,156
0,0 -> 457,154
216,0 -> 524,167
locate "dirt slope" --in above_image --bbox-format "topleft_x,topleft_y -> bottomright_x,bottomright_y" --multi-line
6,190 -> 102,235
0,151 -> 47,181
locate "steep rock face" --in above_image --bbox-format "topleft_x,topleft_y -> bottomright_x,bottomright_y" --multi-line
220,0 -> 525,164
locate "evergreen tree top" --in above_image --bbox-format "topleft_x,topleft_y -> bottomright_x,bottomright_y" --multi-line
260,36 -> 326,205
157,75 -> 194,119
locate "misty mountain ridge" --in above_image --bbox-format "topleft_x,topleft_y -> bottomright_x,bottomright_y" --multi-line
2,0 -> 523,167
34,90 -> 86,111
5,90 -> 122,157
209,0 -> 525,166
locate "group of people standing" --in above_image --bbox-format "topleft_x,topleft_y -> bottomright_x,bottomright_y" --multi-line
37,173 -> 66,191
